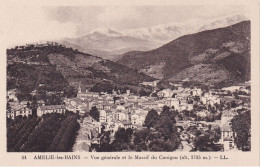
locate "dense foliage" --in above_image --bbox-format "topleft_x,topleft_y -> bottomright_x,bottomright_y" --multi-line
90,82 -> 115,94
193,134 -> 221,151
48,114 -> 80,152
144,109 -> 159,128
7,116 -> 41,152
89,106 -> 100,121
100,60 -> 154,85
90,81 -> 152,96
7,43 -> 82,63
7,112 -> 79,152
192,126 -> 222,151
231,110 -> 251,151
139,88 -> 152,97
7,63 -> 75,102
110,128 -> 134,151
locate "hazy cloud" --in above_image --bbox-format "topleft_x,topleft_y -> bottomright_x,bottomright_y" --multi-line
47,6 -> 249,35
3,5 -> 250,47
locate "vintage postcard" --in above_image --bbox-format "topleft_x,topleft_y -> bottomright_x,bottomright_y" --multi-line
0,0 -> 259,166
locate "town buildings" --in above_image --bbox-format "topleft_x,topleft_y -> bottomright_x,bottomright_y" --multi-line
6,79 -> 251,152
7,106 -> 32,120
7,92 -> 32,119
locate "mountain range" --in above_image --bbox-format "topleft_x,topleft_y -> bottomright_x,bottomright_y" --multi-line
61,30 -> 159,60
61,14 -> 247,60
117,21 -> 251,87
7,19 -> 250,95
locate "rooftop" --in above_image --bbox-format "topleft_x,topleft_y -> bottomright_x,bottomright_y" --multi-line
40,105 -> 66,110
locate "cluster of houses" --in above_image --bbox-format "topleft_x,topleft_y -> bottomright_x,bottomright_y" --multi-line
6,89 -> 62,119
6,89 -> 32,119
7,80 -> 250,120
65,85 -> 149,129
6,79 -> 251,152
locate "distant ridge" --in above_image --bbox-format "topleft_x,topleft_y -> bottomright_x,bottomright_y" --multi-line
117,21 -> 250,87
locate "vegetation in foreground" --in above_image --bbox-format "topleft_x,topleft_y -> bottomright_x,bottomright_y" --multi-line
7,112 -> 79,152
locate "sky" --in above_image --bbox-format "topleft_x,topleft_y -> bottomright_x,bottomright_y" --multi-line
46,6 -> 249,36
2,5 -> 250,47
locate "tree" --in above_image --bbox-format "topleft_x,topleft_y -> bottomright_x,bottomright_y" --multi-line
31,96 -> 38,109
155,108 -> 180,148
89,106 -> 99,121
201,84 -> 209,91
90,82 -> 114,94
139,88 -> 151,97
193,133 -> 221,151
149,139 -> 172,151
63,86 -> 76,98
227,90 -> 232,96
113,96 -> 120,104
162,105 -> 170,113
144,109 -> 159,128
155,114 -> 176,141
27,101 -> 30,108
233,91 -> 239,99
7,102 -> 11,111
211,125 -> 221,143
98,131 -> 112,152
133,128 -> 150,150
182,82 -> 191,88
231,100 -> 237,108
231,110 -> 251,151
126,128 -> 133,138
194,96 -> 200,102
151,92 -> 158,97
111,128 -> 133,151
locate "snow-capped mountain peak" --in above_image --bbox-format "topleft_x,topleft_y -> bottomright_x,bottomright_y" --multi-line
88,28 -> 122,38
123,14 -> 248,44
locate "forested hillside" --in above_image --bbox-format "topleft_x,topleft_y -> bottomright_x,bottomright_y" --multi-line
7,43 -> 155,102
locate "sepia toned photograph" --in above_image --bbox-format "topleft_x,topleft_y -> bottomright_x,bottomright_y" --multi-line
5,4 -> 252,154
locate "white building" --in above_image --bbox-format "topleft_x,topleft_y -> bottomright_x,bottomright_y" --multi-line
99,110 -> 107,123
191,88 -> 202,96
219,110 -> 237,151
222,86 -> 242,92
37,105 -> 66,117
158,89 -> 174,98
7,107 -> 32,120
